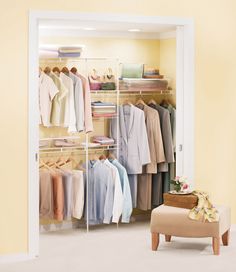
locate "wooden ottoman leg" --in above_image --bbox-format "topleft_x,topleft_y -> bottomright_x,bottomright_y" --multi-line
212,237 -> 220,255
222,229 -> 230,246
165,235 -> 171,242
152,233 -> 159,251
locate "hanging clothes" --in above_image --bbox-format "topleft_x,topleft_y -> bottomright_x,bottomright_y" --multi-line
103,159 -> 123,223
148,103 -> 175,206
76,73 -> 93,133
49,72 -> 68,126
136,104 -> 165,173
60,72 -> 77,132
39,170 -> 54,219
62,171 -> 73,220
39,72 -> 59,127
39,169 -> 85,221
68,72 -> 85,132
51,172 -> 64,221
110,104 -> 151,208
110,105 -> 151,173
137,174 -> 152,210
110,159 -> 132,223
72,170 -> 84,220
136,104 -> 165,210
85,160 -> 115,225
148,103 -> 174,171
165,103 -> 176,181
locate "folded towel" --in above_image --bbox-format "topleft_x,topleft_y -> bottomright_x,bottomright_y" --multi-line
58,47 -> 83,53
58,52 -> 81,58
54,140 -> 77,147
188,190 -> 219,223
39,49 -> 59,58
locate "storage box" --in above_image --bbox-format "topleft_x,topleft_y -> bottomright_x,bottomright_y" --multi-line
163,193 -> 198,209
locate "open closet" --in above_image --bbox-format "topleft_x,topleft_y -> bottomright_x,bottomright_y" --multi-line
37,18 -> 178,232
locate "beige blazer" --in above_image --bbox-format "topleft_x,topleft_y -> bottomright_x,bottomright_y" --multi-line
110,105 -> 151,174
139,104 -> 165,173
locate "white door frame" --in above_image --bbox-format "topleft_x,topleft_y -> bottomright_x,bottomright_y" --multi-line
26,11 -> 194,260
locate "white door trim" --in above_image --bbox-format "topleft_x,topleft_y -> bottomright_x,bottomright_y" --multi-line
175,23 -> 195,188
26,11 -> 195,260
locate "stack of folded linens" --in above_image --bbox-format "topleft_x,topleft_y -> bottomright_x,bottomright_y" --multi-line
91,101 -> 116,117
92,136 -> 115,145
53,139 -> 77,147
119,78 -> 168,92
143,67 -> 164,79
58,47 -> 82,58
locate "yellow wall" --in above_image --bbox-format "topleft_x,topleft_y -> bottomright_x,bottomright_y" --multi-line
159,38 -> 176,89
40,37 -> 161,67
0,0 -> 236,255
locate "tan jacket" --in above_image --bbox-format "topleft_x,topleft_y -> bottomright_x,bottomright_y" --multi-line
138,104 -> 165,173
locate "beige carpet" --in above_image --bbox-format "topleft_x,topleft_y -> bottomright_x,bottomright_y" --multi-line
0,222 -> 236,272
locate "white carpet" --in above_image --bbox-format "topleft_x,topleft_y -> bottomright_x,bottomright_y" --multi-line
1,222 -> 236,272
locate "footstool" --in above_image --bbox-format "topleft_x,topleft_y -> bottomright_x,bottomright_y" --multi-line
150,205 -> 231,255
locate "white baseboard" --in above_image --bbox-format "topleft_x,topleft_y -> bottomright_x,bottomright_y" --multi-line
0,253 -> 36,264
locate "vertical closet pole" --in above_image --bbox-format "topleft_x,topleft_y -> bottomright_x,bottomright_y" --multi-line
85,133 -> 89,233
116,58 -> 120,160
85,58 -> 89,233
116,58 -> 120,229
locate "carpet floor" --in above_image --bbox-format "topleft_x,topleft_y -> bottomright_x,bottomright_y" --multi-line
0,222 -> 236,272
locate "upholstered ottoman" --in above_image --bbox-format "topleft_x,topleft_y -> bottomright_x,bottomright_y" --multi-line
150,205 -> 231,255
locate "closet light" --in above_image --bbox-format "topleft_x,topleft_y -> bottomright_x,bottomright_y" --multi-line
128,29 -> 141,32
39,25 -> 82,30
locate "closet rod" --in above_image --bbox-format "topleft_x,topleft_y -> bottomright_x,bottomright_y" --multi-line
39,145 -> 119,153
39,148 -> 118,156
90,90 -> 173,95
39,57 -> 119,62
40,136 -> 80,141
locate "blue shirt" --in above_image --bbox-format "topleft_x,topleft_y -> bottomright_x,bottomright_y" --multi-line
110,159 -> 132,223
85,160 -> 115,225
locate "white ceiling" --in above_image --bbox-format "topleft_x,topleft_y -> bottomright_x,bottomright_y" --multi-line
39,19 -> 176,39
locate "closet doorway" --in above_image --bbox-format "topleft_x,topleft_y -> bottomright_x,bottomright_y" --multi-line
28,11 -> 194,259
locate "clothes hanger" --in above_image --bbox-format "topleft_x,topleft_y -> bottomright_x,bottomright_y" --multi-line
108,152 -> 116,161
90,69 -> 100,80
70,67 -> 77,74
52,67 -> 61,74
90,151 -> 99,161
99,154 -> 107,160
39,159 -> 54,171
71,159 -> 86,172
45,159 -> 61,169
44,66 -> 51,75
148,98 -> 157,105
123,99 -> 132,106
106,67 -> 113,79
135,97 -> 146,106
61,67 -> 70,75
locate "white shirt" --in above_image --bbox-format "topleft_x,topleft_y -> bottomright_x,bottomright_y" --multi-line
39,72 -> 58,127
60,73 -> 77,132
103,159 -> 123,223
72,170 -> 84,220
69,72 -> 84,132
